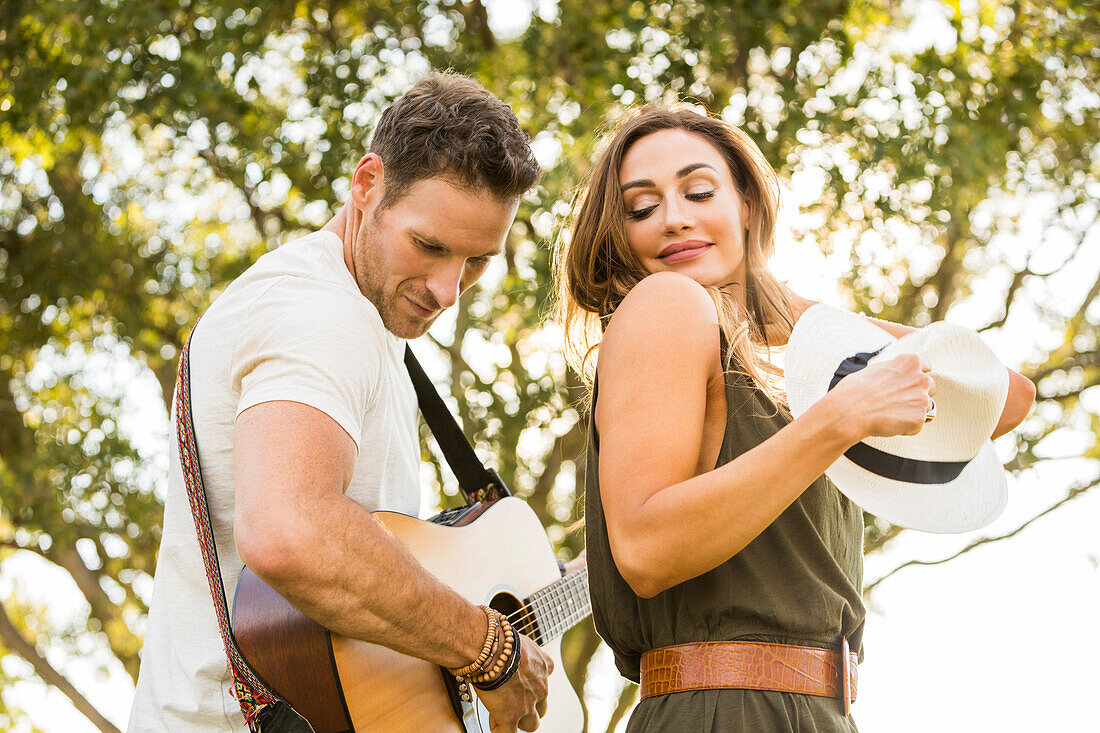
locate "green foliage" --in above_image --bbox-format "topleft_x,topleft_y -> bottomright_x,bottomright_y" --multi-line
1,1 -> 1096,730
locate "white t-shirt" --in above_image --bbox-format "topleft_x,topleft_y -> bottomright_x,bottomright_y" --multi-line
128,231 -> 420,731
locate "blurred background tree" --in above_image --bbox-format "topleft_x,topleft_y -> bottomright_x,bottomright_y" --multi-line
1,0 -> 1096,730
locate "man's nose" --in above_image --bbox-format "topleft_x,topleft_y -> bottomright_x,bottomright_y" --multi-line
426,263 -> 464,310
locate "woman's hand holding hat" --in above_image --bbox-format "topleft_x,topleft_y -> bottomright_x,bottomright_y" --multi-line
826,352 -> 936,440
785,304 -> 1012,533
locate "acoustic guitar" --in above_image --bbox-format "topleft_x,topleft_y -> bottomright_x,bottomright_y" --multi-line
232,496 -> 590,732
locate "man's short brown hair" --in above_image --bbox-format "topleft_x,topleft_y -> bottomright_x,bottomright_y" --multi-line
370,72 -> 540,207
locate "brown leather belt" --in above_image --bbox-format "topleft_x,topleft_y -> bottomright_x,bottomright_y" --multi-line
639,639 -> 858,715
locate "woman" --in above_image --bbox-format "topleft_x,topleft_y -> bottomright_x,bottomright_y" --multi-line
554,105 -> 1034,731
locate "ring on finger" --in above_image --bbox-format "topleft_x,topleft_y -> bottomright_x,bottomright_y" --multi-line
925,398 -> 937,423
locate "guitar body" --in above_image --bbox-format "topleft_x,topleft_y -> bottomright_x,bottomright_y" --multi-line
233,497 -> 585,733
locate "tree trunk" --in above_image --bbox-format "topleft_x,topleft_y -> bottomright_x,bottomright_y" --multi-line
605,682 -> 638,733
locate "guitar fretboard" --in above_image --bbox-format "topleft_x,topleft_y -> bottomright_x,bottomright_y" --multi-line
525,568 -> 590,645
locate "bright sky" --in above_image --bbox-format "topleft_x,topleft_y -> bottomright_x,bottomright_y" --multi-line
4,1 -> 1097,731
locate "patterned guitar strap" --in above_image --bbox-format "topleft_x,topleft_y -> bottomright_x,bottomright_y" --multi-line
174,332 -> 314,732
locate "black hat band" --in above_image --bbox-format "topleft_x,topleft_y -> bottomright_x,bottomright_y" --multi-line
829,349 -> 970,485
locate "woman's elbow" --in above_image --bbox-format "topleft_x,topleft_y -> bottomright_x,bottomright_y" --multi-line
994,370 -> 1036,439
613,543 -> 672,599
625,575 -> 668,599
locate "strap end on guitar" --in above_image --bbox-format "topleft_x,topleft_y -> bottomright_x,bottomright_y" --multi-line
474,468 -> 511,504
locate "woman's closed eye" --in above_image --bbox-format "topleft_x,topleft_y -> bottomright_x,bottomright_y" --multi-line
626,204 -> 658,221
625,190 -> 717,221
686,190 -> 716,202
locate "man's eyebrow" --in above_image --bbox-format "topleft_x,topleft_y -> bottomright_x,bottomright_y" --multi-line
620,162 -> 718,192
411,230 -> 501,258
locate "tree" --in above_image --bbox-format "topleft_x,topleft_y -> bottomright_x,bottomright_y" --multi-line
1,1 -> 1096,729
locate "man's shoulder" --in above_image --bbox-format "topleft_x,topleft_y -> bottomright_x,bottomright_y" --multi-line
211,231 -> 386,342
231,231 -> 355,295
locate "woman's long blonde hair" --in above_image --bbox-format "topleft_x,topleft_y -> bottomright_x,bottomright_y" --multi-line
553,105 -> 795,403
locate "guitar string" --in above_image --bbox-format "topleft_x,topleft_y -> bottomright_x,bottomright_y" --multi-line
504,576 -> 587,638
470,582 -> 584,726
470,574 -> 586,719
501,569 -> 590,640
506,570 -> 589,632
470,571 -> 589,715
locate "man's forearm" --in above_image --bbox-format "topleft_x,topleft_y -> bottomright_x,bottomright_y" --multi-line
238,492 -> 485,670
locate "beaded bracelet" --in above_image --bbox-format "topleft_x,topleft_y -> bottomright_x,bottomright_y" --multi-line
471,613 -> 514,684
449,605 -> 499,678
470,611 -> 521,686
472,629 -> 522,692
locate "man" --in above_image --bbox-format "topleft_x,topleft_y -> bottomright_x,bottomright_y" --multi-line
129,72 -> 552,733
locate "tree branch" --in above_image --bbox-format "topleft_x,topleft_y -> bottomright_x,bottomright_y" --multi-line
562,625 -> 601,731
197,146 -> 291,237
865,474 -> 1100,593
0,601 -> 122,733
152,359 -> 178,416
1028,349 -> 1100,385
51,545 -> 142,680
928,219 -> 965,322
863,522 -> 905,555
424,286 -> 495,417
0,368 -> 35,460
460,0 -> 496,52
1070,269 -> 1100,328
977,264 -> 1029,333
0,542 -> 143,681
531,420 -> 586,521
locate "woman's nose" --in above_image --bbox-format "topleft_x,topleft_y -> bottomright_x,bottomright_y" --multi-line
662,197 -> 693,234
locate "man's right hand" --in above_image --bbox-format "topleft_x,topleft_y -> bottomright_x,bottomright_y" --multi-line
475,634 -> 553,733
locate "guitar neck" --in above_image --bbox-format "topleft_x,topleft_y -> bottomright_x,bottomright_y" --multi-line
523,568 -> 590,645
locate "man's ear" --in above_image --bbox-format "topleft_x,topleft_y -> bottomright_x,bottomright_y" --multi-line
350,153 -> 384,210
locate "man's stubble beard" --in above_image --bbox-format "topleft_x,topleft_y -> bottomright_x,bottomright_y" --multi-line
352,217 -> 436,340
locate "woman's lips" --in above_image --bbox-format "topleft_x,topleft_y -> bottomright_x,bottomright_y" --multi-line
658,240 -> 713,263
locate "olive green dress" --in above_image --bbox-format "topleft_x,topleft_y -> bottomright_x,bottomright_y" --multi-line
584,363 -> 866,732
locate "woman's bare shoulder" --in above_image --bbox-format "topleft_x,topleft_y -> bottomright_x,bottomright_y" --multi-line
609,272 -> 718,334
600,272 -> 720,376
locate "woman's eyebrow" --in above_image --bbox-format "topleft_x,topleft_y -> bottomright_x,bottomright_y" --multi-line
621,162 -> 718,192
676,162 -> 715,178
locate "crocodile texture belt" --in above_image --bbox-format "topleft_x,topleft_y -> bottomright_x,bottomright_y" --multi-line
639,638 -> 858,715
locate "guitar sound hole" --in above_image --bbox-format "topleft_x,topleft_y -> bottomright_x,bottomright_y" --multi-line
489,592 -> 540,645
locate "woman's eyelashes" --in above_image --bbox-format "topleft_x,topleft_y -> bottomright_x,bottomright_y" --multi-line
625,189 -> 717,221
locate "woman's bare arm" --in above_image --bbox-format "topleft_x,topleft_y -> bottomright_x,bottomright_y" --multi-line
787,292 -> 1035,439
596,273 -> 934,598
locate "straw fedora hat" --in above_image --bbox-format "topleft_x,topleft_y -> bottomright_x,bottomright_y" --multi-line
785,304 -> 1010,533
